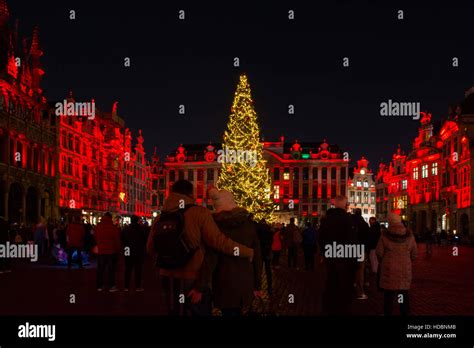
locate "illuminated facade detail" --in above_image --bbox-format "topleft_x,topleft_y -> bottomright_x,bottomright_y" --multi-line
348,157 -> 376,222
0,2 -> 57,224
150,147 -> 166,215
377,91 -> 474,238
56,95 -> 151,221
164,137 -> 349,222
376,146 -> 409,224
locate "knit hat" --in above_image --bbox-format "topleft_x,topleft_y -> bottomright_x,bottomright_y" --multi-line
208,188 -> 237,213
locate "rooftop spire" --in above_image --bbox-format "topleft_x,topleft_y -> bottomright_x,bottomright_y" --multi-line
30,25 -> 41,54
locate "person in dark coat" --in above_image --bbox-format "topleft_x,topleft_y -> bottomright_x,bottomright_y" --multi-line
283,218 -> 302,269
196,188 -> 262,317
319,195 -> 358,315
121,215 -> 147,291
302,221 -> 317,271
368,217 -> 381,274
352,209 -> 370,300
256,221 -> 274,295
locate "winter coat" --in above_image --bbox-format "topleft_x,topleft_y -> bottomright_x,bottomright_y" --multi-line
303,226 -> 317,246
146,192 -> 253,280
353,214 -> 370,250
121,222 -> 146,258
368,222 -> 381,251
272,230 -> 283,251
283,223 -> 302,247
376,223 -> 417,290
66,223 -> 85,248
94,216 -> 121,255
256,222 -> 274,260
197,208 -> 262,309
319,208 -> 358,271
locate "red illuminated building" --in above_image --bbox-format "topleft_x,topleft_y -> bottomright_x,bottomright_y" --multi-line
55,95 -> 152,222
376,145 -> 409,224
0,1 -> 57,224
163,137 -> 349,223
377,89 -> 474,239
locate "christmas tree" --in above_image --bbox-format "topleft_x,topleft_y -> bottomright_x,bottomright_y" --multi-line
217,74 -> 275,222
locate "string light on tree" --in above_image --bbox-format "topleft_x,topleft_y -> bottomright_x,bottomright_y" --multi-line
217,74 -> 275,222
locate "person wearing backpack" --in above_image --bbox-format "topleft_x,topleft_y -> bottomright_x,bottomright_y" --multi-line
146,180 -> 254,316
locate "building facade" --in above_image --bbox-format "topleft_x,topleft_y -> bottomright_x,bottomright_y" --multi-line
55,95 -> 152,223
376,90 -> 474,239
347,157 -> 376,222
0,3 -> 57,224
163,137 -> 349,223
375,146 -> 409,224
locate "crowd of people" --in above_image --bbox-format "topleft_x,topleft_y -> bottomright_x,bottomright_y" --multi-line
0,179 -> 421,316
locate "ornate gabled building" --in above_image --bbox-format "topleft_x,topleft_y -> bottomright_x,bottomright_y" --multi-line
149,147 -> 167,216
375,146 -> 409,225
405,112 -> 443,235
377,89 -> 474,239
55,94 -> 152,223
347,157 -> 376,222
163,137 -> 349,223
0,0 -> 57,224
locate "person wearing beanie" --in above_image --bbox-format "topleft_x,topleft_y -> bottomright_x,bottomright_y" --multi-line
376,212 -> 417,316
194,187 -> 263,316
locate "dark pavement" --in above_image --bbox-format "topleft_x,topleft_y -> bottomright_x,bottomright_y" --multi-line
1,244 -> 473,316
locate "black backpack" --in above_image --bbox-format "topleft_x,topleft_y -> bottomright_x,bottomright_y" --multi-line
152,204 -> 196,269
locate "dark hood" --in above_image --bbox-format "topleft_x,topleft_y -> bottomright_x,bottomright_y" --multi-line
212,208 -> 251,229
326,207 -> 349,218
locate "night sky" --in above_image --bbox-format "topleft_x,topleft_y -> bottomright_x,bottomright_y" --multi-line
10,0 -> 474,170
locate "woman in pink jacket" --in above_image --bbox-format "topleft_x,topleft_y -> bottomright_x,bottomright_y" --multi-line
376,213 -> 417,316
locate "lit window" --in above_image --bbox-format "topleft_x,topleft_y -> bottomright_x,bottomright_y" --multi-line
422,164 -> 428,178
363,181 -> 369,188
283,172 -> 290,180
413,167 -> 419,180
356,181 -> 362,187
402,180 -> 408,190
273,185 -> 280,199
431,162 -> 438,176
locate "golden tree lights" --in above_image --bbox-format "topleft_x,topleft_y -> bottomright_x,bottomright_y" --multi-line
217,74 -> 275,222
